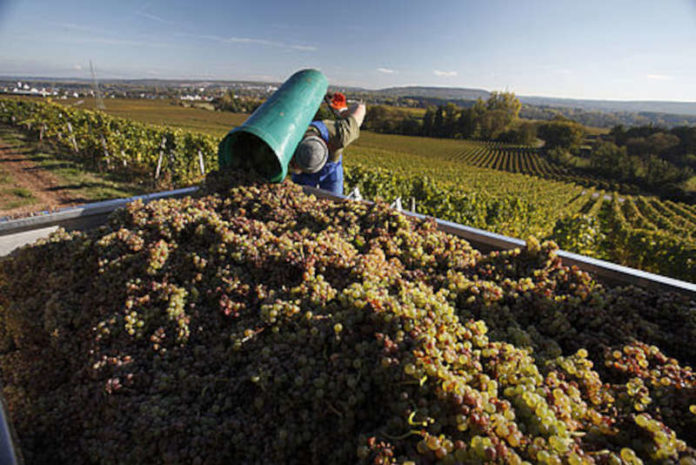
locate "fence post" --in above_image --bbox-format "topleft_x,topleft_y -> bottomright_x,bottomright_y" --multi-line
167,143 -> 175,178
198,150 -> 205,175
155,136 -> 166,179
155,151 -> 164,179
346,187 -> 362,201
410,197 -> 416,213
66,122 -> 78,152
100,136 -> 111,169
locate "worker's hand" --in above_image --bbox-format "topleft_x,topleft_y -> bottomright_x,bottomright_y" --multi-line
328,92 -> 348,113
346,102 -> 366,127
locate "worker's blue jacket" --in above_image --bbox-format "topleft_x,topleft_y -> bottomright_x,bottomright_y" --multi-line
291,121 -> 344,195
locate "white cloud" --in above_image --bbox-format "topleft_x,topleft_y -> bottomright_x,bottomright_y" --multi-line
377,67 -> 396,74
646,74 -> 673,81
224,36 -> 317,51
49,22 -> 98,34
135,11 -> 179,26
175,33 -> 316,52
290,44 -> 317,52
434,70 -> 457,77
44,20 -> 169,48
73,64 -> 83,71
57,36 -> 166,47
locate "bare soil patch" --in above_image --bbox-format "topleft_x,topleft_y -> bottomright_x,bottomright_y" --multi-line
0,137 -> 84,218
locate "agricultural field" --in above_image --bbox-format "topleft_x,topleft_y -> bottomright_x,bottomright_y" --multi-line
1,97 -> 695,282
6,96 -> 248,137
359,133 -> 566,176
23,97 -> 650,190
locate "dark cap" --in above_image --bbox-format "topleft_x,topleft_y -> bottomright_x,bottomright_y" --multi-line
294,135 -> 328,174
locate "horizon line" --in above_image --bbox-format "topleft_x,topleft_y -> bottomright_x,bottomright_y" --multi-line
1,73 -> 695,105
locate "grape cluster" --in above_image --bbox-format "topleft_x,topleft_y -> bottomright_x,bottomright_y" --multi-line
0,170 -> 694,465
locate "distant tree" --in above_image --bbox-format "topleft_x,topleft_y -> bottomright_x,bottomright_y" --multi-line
609,124 -> 628,145
363,106 -> 389,131
456,108 -> 478,139
647,132 -> 680,155
625,137 -> 651,157
589,141 -> 693,194
422,106 -> 436,137
313,105 -> 335,121
478,109 -> 513,140
538,120 -> 585,150
590,142 -> 635,180
643,155 -> 693,186
433,106 -> 445,137
499,122 -> 537,145
398,116 -> 421,135
213,91 -> 263,113
486,91 -> 522,119
442,103 -> 459,137
671,126 -> 696,157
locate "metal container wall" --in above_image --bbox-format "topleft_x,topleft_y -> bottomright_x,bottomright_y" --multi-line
217,69 -> 328,182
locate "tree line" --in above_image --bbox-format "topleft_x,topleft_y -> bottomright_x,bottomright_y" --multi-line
543,121 -> 696,201
211,91 -> 264,113
363,92 -> 539,144
587,126 -> 695,199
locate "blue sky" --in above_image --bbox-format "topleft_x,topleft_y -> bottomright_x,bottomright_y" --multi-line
1,0 -> 695,101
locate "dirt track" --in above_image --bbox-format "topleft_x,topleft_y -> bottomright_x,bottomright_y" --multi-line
0,136 -> 82,218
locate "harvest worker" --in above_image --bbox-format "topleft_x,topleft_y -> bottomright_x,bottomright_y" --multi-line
288,93 -> 366,196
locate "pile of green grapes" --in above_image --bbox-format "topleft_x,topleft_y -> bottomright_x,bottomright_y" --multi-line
0,171 -> 694,465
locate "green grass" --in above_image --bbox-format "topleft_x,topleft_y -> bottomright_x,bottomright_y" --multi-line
0,167 -> 12,185
9,187 -> 33,198
0,186 -> 37,210
0,159 -> 37,210
0,125 -> 151,206
31,151 -> 150,201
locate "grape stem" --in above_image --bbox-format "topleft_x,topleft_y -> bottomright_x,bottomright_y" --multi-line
380,429 -> 423,441
407,411 -> 429,427
326,402 -> 343,418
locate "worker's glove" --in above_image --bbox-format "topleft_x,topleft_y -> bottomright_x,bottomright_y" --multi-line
328,92 -> 348,113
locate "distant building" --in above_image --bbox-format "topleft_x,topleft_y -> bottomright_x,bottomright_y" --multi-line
180,95 -> 203,101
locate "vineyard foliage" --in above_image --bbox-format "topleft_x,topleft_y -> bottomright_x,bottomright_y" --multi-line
1,97 -> 695,282
0,98 -> 219,186
344,142 -> 696,282
355,132 -> 640,192
1,173 -> 695,465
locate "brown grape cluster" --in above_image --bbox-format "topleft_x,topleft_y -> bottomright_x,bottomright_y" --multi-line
0,170 -> 694,465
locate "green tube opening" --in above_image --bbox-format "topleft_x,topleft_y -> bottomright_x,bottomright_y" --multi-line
220,131 -> 282,182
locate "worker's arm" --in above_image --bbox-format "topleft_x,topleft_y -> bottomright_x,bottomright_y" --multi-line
344,102 -> 366,127
332,102 -> 366,150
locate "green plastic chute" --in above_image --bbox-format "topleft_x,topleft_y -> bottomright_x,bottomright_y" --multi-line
217,69 -> 329,182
